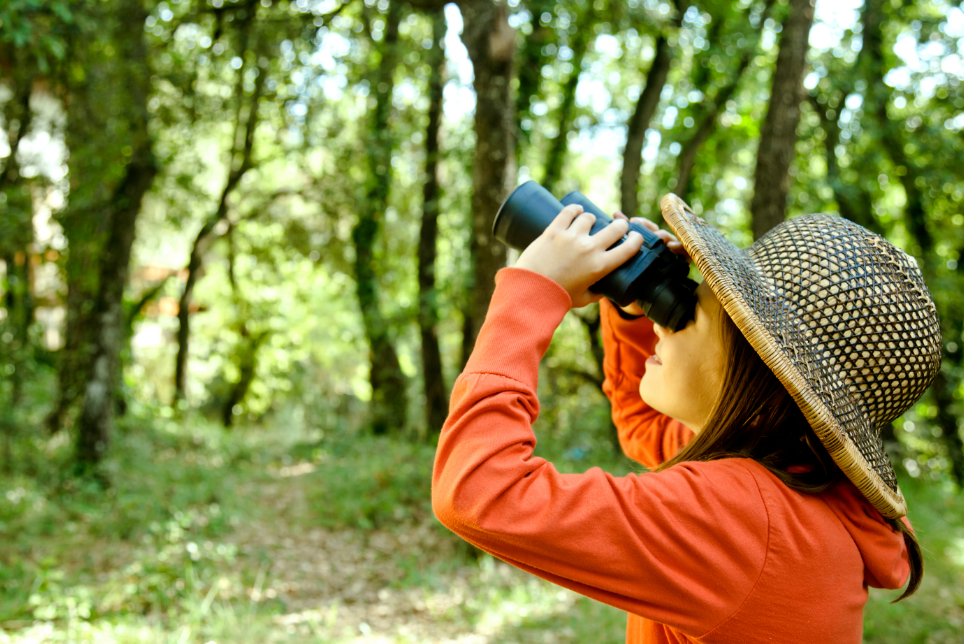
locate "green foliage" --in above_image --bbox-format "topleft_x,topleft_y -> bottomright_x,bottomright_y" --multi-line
305,434 -> 438,530
0,0 -> 72,73
0,424 -> 961,642
0,414 -> 248,623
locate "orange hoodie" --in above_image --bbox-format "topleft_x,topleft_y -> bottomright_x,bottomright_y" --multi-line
432,267 -> 912,643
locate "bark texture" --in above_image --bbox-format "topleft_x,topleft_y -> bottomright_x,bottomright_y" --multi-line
418,8 -> 448,435
76,0 -> 159,467
456,0 -> 515,365
352,0 -> 409,434
749,0 -> 814,240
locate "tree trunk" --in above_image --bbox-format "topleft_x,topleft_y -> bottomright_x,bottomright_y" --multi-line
514,0 -> 554,167
47,218 -> 104,433
220,224 -> 268,428
749,0 -> 814,240
455,0 -> 515,363
48,14 -> 121,434
418,8 -> 449,436
932,368 -> 964,485
221,329 -> 266,428
620,34 -> 673,219
675,0 -> 774,200
173,32 -> 265,404
76,0 -> 158,469
353,0 -> 409,435
0,74 -> 35,416
542,6 -> 595,194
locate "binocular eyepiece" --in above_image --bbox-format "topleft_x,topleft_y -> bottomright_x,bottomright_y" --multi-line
492,181 -> 697,331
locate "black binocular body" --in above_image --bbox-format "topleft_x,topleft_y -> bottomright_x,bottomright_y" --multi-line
492,181 -> 697,331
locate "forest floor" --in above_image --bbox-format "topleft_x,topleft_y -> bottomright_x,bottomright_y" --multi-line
0,418 -> 963,643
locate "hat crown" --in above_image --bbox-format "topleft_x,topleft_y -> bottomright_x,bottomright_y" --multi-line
748,214 -> 942,432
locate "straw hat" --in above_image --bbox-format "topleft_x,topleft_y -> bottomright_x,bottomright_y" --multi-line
660,194 -> 942,519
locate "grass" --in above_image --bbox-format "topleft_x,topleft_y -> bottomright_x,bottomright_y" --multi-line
0,413 -> 962,643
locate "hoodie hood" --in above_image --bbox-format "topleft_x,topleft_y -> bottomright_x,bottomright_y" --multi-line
822,480 -> 911,589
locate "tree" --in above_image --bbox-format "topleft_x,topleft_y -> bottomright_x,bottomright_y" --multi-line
861,0 -> 964,484
418,7 -> 449,435
514,0 -> 556,168
173,10 -> 267,405
674,0 -> 774,201
353,0 -> 410,434
75,0 -> 159,468
749,0 -> 814,239
541,0 -> 598,195
620,0 -> 684,219
455,0 -> 515,367
0,60 -> 36,416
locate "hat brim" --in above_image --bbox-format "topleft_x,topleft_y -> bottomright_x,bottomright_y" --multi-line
660,194 -> 906,519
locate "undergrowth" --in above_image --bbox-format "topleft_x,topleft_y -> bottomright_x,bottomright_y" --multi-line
0,412 -> 961,643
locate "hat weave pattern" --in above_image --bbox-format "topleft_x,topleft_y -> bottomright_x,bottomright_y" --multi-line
660,195 -> 942,519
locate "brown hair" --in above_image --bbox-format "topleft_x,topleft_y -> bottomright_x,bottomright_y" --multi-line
655,301 -> 923,601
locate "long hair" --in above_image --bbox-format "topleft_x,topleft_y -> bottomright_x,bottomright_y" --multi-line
655,302 -> 923,601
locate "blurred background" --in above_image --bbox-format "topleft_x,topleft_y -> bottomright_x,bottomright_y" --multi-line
0,0 -> 962,641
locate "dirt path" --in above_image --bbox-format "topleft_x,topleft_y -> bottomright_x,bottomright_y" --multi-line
227,469 -> 582,643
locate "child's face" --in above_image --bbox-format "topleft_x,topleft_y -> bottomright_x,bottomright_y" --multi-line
639,279 -> 727,433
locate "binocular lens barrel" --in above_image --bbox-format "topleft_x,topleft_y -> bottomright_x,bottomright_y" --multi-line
492,181 -> 697,331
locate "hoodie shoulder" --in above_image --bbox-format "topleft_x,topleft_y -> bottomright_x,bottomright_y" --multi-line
819,478 -> 911,590
736,459 -> 910,591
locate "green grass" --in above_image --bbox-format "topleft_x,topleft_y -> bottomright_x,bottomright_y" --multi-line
0,415 -> 961,643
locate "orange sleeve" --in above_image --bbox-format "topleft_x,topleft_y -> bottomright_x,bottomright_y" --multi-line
599,298 -> 694,469
432,268 -> 769,638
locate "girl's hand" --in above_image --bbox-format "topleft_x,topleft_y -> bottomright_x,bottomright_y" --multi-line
514,204 -> 645,308
612,212 -> 691,317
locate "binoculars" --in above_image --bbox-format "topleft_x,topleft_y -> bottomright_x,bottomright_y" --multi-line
492,181 -> 697,331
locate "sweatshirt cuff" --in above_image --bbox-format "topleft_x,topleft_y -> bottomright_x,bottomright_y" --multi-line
613,304 -> 645,320
600,298 -> 647,326
600,298 -> 658,351
463,267 -> 572,389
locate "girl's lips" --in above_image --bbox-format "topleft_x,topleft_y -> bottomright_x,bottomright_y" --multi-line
646,354 -> 662,366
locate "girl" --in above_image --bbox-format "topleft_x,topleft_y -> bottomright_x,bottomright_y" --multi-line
432,194 -> 942,643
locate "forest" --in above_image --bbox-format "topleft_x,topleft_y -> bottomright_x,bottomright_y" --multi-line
0,0 -> 963,641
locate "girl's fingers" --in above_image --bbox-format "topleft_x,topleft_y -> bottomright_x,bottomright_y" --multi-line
631,217 -> 660,233
613,211 -> 628,221
570,210 -> 596,236
604,231 -> 644,269
594,217 -> 630,249
667,240 -> 692,262
550,204 -> 585,231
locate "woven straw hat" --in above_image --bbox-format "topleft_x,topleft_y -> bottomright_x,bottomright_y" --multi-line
659,194 -> 942,519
